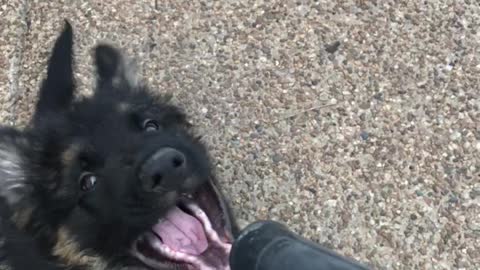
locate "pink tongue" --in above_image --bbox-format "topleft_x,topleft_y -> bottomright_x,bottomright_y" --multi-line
152,206 -> 208,255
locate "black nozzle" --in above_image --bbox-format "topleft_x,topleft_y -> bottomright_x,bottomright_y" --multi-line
230,220 -> 370,270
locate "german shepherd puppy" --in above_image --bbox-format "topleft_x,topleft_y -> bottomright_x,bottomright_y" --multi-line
0,22 -> 237,270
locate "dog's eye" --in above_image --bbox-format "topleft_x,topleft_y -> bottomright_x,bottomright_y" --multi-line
79,172 -> 97,192
142,119 -> 160,132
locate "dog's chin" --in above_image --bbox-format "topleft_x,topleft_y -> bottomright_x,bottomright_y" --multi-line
130,181 -> 233,270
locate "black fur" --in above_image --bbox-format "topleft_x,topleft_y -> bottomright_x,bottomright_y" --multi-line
0,22 -> 236,270
34,20 -> 74,123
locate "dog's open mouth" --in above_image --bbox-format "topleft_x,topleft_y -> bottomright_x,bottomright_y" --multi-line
131,182 -> 233,270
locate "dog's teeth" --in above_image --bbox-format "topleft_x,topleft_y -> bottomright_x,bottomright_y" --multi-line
184,202 -> 232,252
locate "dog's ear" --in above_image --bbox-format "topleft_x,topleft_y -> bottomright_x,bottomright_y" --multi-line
94,44 -> 139,89
34,21 -> 75,122
0,128 -> 31,207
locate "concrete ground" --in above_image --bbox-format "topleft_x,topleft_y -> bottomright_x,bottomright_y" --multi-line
1,0 -> 479,269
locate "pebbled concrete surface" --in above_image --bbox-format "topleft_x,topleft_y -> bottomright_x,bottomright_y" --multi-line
1,0 -> 479,269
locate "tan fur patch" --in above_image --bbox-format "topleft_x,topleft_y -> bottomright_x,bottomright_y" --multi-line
53,226 -> 107,269
11,206 -> 33,229
61,144 -> 81,167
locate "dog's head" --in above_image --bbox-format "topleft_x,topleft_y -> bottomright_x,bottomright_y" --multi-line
0,22 -> 236,270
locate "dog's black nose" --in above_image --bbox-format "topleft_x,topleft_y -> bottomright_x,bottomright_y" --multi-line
139,148 -> 187,191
